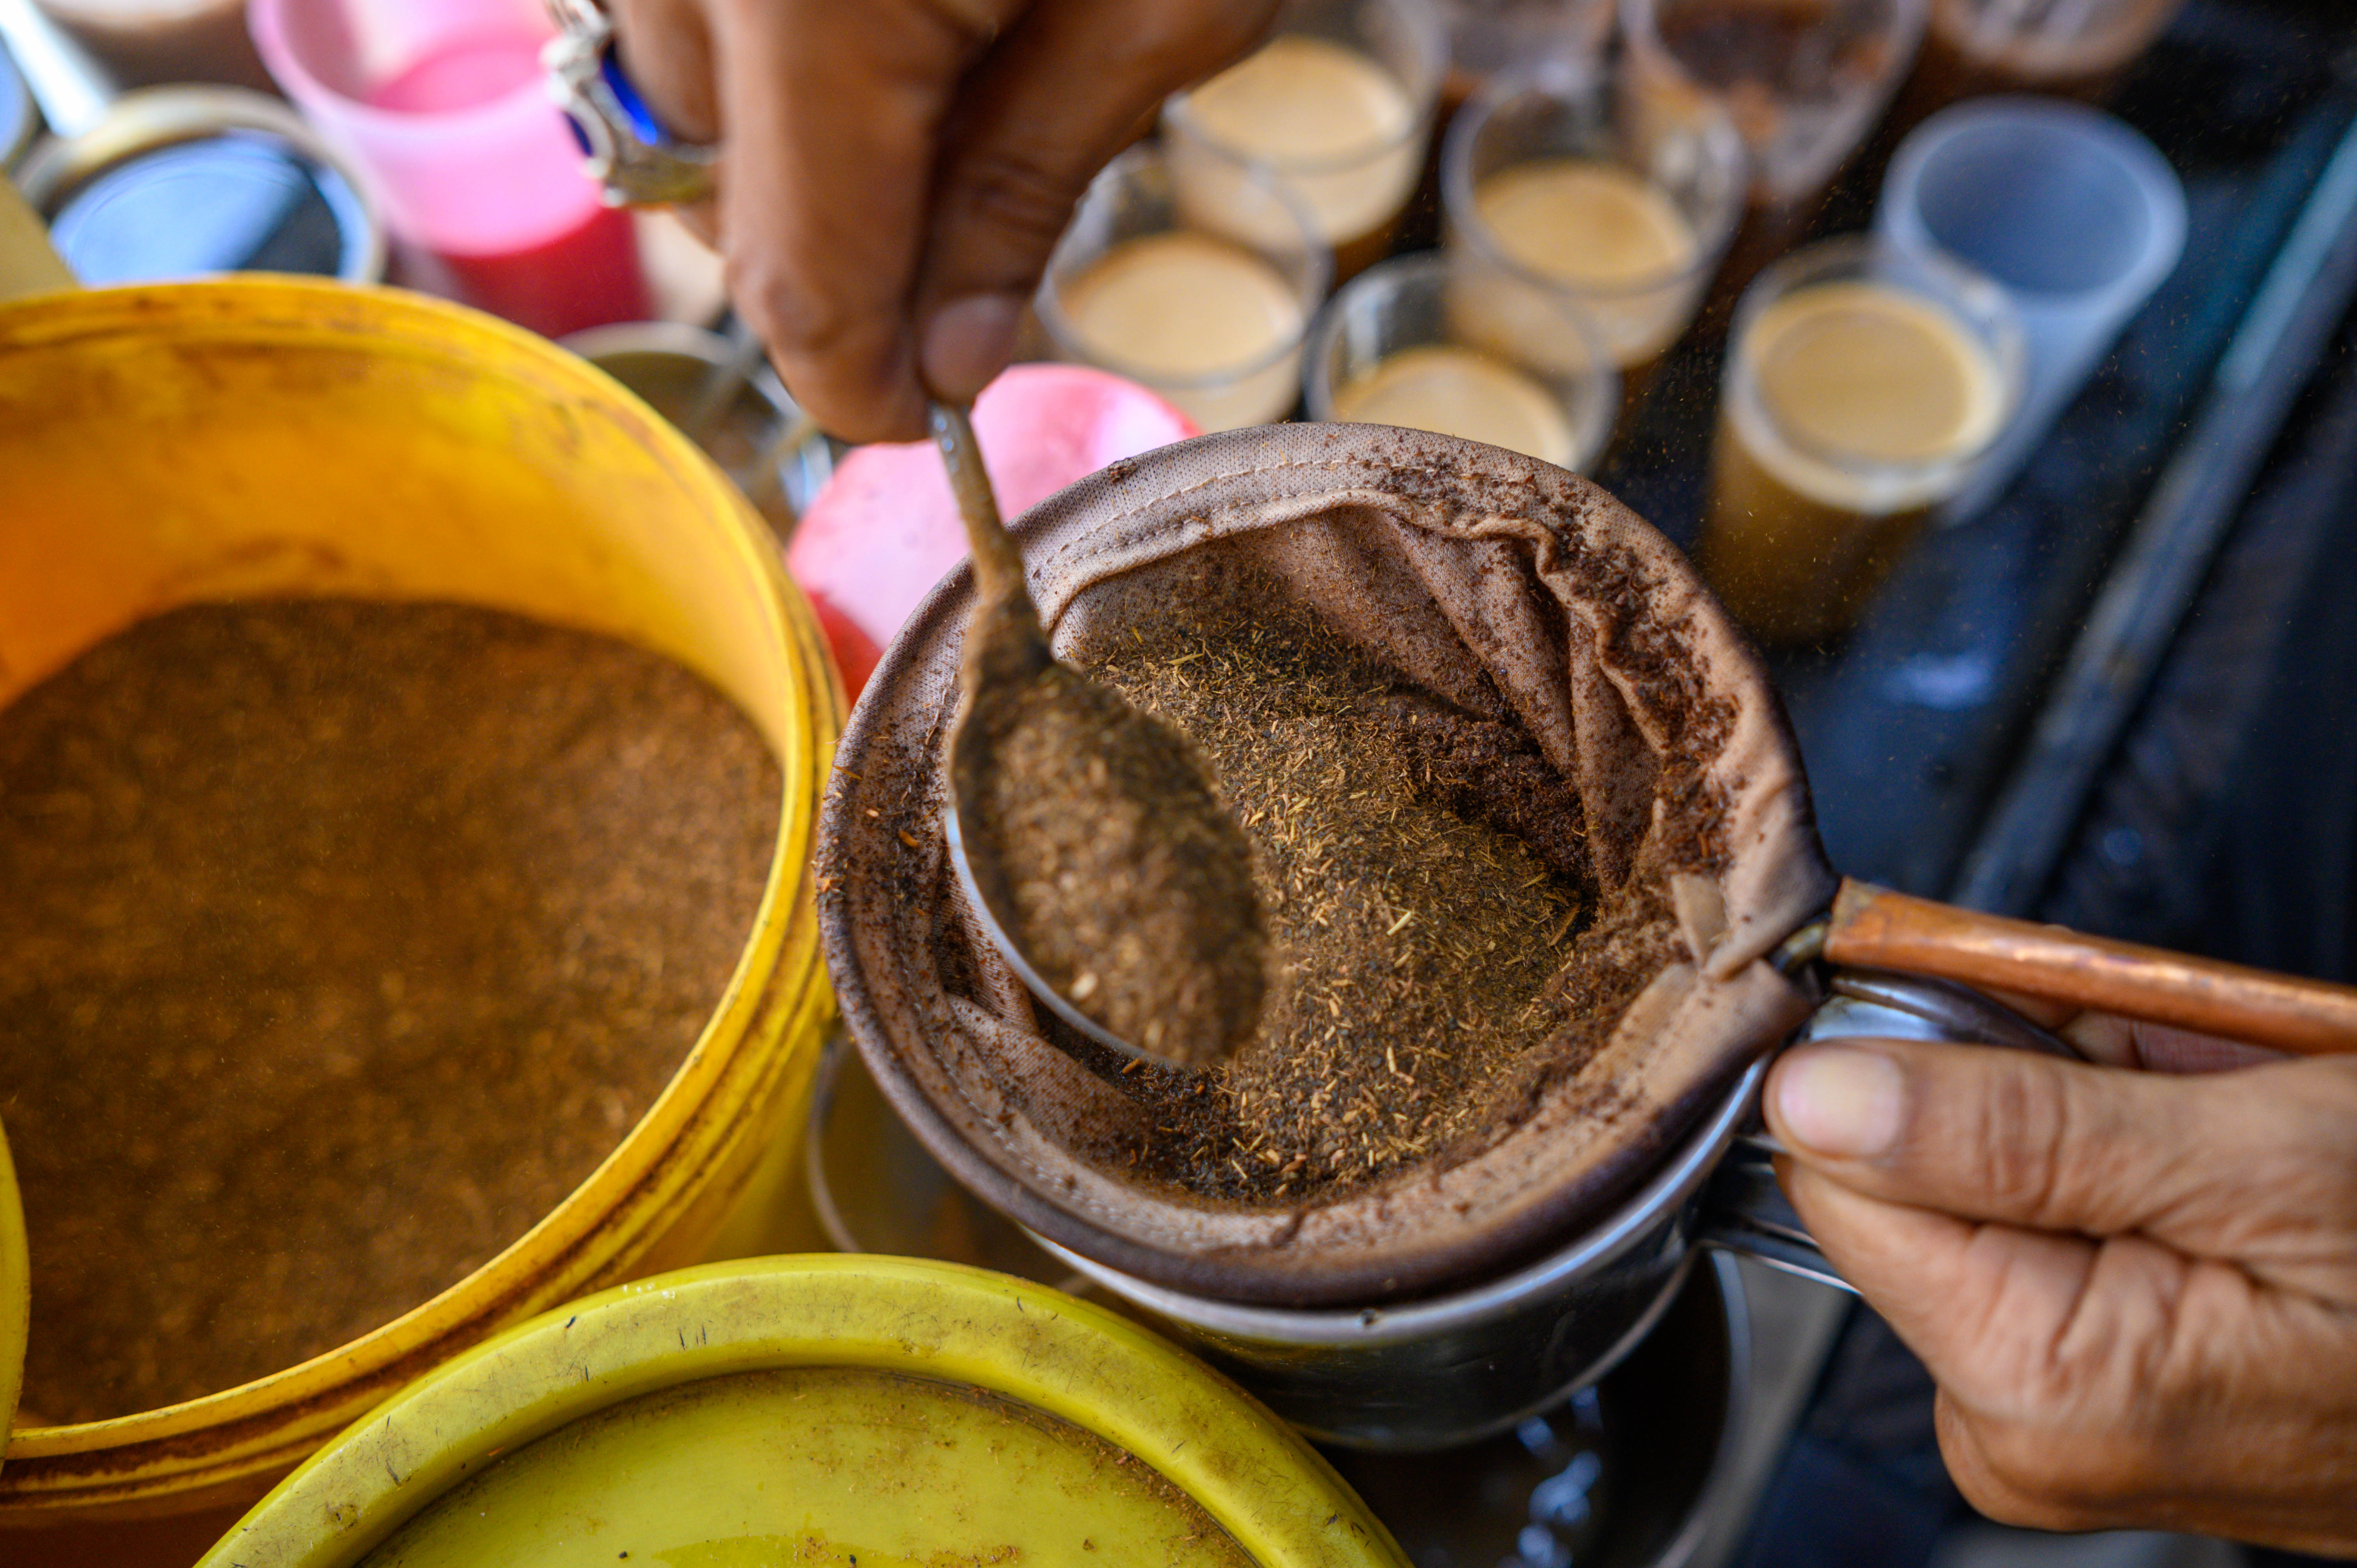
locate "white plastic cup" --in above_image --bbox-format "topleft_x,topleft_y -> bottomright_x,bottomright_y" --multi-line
1876,96 -> 2185,519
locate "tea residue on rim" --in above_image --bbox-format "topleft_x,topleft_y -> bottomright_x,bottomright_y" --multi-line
0,599 -> 780,1423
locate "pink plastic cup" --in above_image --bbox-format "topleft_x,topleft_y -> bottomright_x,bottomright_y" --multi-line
250,0 -> 647,336
788,364 -> 1201,699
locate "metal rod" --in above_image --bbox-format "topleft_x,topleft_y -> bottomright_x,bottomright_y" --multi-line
732,408 -> 816,517
0,0 -> 114,139
928,401 -> 1027,607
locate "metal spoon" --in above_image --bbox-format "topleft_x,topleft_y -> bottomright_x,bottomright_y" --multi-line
930,402 -> 1266,1070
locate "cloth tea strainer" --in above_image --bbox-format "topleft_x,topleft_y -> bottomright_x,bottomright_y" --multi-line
818,423 -> 2357,1317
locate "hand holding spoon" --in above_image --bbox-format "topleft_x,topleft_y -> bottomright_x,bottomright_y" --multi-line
931,403 -> 1267,1069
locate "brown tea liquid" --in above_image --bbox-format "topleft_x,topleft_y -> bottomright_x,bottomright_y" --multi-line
1331,343 -> 1580,467
1701,278 -> 2005,644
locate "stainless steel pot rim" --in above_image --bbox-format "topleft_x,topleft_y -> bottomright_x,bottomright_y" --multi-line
559,321 -> 800,412
14,85 -> 388,284
1030,1056 -> 1769,1346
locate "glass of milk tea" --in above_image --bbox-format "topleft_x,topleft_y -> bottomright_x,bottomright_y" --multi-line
1698,235 -> 2022,646
1307,252 -> 1619,473
1442,60 -> 1747,404
1164,0 -> 1447,282
1037,144 -> 1332,433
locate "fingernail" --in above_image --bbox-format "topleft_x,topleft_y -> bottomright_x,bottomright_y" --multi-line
1774,1045 -> 1906,1158
921,293 -> 1023,403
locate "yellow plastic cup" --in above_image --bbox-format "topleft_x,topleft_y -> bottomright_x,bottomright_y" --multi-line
199,1256 -> 1410,1568
0,277 -> 841,1550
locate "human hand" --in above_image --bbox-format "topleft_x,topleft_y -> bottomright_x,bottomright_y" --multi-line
607,0 -> 1278,442
1764,1018 -> 2357,1555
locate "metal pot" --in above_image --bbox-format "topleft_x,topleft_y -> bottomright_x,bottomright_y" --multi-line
15,88 -> 385,285
561,321 -> 836,537
1032,971 -> 2068,1450
1327,1251 -> 1751,1568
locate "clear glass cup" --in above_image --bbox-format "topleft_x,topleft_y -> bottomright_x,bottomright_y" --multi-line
1620,0 -> 1928,212
1916,0 -> 2185,105
1164,0 -> 1447,281
1442,60 -> 1747,395
1698,235 -> 2023,646
1037,143 -> 1331,433
562,322 -> 836,543
1433,0 -> 1616,115
1306,251 -> 1620,473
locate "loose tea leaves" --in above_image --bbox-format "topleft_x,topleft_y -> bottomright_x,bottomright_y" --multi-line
0,599 -> 780,1424
1053,579 -> 1686,1208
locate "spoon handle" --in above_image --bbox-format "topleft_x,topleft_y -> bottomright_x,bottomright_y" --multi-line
1823,879 -> 2357,1055
929,402 -> 1029,608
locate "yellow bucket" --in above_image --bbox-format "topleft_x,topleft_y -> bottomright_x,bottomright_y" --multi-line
0,1121 -> 25,1468
0,279 -> 841,1547
198,1256 -> 1409,1568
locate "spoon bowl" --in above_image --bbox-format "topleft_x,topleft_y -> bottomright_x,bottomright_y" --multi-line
929,403 -> 1266,1070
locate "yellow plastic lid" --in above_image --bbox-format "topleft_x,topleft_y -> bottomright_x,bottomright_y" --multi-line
0,1117 -> 27,1474
200,1257 -> 1406,1568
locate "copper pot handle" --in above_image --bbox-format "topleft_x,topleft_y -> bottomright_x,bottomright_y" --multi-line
1815,879 -> 2357,1057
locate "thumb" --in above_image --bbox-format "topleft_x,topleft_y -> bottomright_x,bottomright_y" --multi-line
1763,1038 -> 2336,1255
910,0 -> 1277,401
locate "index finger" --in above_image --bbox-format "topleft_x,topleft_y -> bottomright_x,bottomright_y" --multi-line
713,0 -> 1017,443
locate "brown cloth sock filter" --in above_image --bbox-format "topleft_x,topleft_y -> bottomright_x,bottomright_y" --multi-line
819,424 -> 1837,1308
